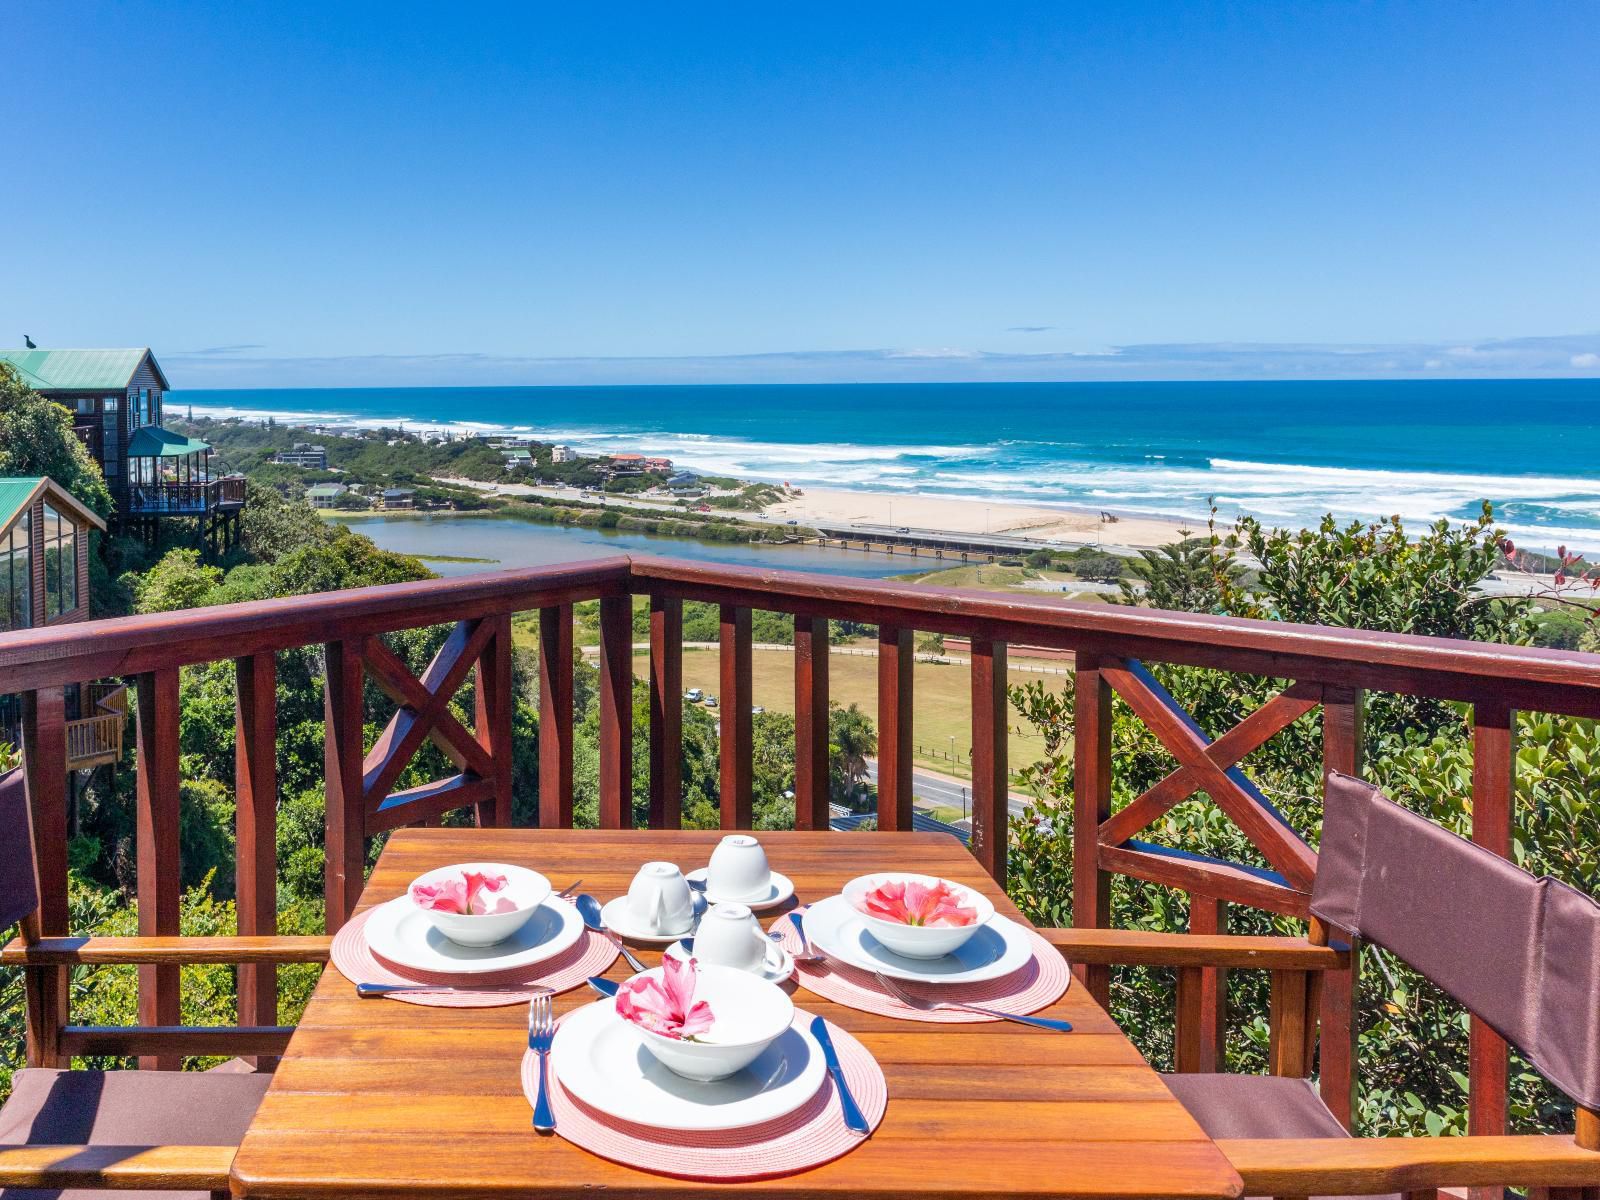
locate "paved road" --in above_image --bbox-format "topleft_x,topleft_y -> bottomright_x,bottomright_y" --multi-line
863,759 -> 1037,820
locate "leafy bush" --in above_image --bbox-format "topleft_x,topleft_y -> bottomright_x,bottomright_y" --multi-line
1007,505 -> 1593,1137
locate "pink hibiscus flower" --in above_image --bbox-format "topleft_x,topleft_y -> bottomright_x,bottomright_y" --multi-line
615,955 -> 716,1041
855,878 -> 979,927
410,869 -> 513,915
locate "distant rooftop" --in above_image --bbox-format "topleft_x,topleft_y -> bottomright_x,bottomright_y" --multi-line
0,348 -> 169,392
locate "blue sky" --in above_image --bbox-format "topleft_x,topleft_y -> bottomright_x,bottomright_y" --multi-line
4,2 -> 1597,386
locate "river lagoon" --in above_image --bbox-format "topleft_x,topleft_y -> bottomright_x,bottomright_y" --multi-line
337,513 -> 925,579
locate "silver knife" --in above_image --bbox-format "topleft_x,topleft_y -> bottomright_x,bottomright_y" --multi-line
810,1015 -> 870,1135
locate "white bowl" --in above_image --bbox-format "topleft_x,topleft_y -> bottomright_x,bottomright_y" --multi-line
620,964 -> 794,1082
842,872 -> 995,960
407,862 -> 551,948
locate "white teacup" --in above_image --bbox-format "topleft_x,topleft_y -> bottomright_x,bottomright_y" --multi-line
626,861 -> 695,935
707,834 -> 772,901
691,903 -> 786,974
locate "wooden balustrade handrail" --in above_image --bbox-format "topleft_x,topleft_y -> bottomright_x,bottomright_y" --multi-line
627,556 -> 1600,713
0,554 -> 1597,708
0,556 -> 632,692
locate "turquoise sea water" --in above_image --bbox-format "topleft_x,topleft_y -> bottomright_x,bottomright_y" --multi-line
178,379 -> 1600,551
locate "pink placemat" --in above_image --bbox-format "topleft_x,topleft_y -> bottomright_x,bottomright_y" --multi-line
521,1013 -> 886,1180
329,902 -> 618,1007
774,906 -> 1070,1021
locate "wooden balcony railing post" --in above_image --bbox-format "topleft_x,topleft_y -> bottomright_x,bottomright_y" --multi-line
1470,696 -> 1516,1200
597,595 -> 633,829
538,604 -> 574,828
719,605 -> 753,828
876,625 -> 913,832
1187,894 -> 1228,1072
1073,653 -> 1114,1008
235,653 -> 278,1048
473,613 -> 514,828
21,687 -> 69,1068
969,637 -> 1008,884
322,639 -> 367,932
1319,685 -> 1365,1129
134,668 -> 182,1070
793,615 -> 830,830
648,596 -> 683,829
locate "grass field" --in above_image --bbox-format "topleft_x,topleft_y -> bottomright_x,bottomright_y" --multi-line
633,645 -> 1056,781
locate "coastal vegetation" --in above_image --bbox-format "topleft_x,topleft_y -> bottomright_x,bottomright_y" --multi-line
1007,504 -> 1599,1138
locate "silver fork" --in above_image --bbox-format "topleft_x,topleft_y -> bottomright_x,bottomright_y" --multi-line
872,971 -> 1073,1032
528,989 -> 557,1132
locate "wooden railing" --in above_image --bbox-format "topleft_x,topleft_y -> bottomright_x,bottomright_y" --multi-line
126,478 -> 243,516
4,554 -> 1600,1135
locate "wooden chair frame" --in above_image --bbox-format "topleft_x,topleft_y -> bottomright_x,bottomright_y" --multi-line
0,919 -> 329,1193
1041,925 -> 1600,1199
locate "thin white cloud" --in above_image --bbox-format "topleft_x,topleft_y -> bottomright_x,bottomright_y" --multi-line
161,332 -> 1600,389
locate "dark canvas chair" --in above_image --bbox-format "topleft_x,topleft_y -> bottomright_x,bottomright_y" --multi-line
0,769 -> 329,1199
1044,772 -> 1600,1200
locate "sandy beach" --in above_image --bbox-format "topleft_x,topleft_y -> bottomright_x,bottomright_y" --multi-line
444,476 -> 1198,550
765,486 -> 1196,548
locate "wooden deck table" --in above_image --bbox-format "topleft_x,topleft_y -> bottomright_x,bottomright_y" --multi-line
230,829 -> 1243,1200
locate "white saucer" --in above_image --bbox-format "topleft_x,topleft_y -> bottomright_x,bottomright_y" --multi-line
550,1000 -> 826,1131
599,895 -> 696,945
685,868 -> 796,911
801,894 -> 1035,984
663,937 -> 795,984
364,895 -> 584,976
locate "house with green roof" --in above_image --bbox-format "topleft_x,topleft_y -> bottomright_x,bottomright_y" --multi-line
0,477 -> 106,634
0,477 -> 127,772
0,347 -> 244,551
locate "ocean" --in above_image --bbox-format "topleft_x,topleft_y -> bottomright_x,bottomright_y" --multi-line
177,379 -> 1600,552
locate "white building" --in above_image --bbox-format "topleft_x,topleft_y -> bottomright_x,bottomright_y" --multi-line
551,444 -> 577,463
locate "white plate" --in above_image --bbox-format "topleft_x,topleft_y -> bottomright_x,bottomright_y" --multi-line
663,937 -> 795,984
600,895 -> 696,945
685,868 -> 796,911
550,1000 -> 826,1131
364,895 -> 583,976
801,894 -> 1035,984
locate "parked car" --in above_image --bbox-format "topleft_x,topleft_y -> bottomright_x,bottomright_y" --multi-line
703,695 -> 719,708
685,688 -> 703,702
751,705 -> 764,715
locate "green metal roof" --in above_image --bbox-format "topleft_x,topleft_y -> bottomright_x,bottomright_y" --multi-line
0,348 -> 170,391
0,477 -> 45,532
306,483 -> 347,497
0,476 -> 108,535
127,425 -> 211,458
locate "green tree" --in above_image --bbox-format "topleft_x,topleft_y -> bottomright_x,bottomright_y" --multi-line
1115,533 -> 1239,611
0,365 -> 113,517
126,549 -> 224,613
1008,506 -> 1584,1138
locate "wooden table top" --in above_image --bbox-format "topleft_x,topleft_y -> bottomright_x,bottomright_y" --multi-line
230,829 -> 1243,1200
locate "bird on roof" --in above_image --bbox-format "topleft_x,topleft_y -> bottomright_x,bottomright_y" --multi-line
23,334 -> 36,349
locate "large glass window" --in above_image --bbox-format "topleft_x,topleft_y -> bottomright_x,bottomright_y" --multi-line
0,515 -> 31,631
41,504 -> 77,620
102,397 -> 120,474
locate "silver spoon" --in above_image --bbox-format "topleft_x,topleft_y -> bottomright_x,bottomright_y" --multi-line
785,910 -> 826,964
575,893 -> 649,973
